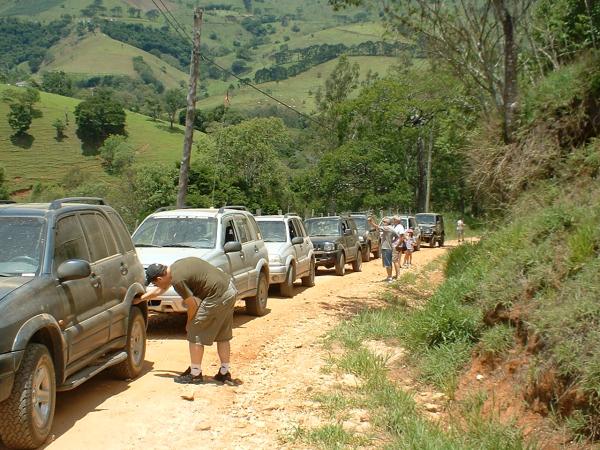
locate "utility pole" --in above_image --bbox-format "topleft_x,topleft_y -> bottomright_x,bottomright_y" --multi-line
177,8 -> 202,208
424,119 -> 434,213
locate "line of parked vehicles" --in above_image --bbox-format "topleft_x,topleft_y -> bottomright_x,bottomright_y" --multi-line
0,198 -> 446,449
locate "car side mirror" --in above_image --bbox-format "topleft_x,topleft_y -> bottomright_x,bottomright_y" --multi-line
224,241 -> 242,253
57,259 -> 91,282
291,236 -> 304,245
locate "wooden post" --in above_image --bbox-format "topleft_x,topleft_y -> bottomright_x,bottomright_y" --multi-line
177,8 -> 202,208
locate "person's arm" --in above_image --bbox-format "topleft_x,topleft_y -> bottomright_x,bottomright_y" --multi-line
183,296 -> 200,327
141,286 -> 167,301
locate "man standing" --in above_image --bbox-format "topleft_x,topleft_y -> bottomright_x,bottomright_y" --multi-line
142,257 -> 237,384
369,216 -> 397,282
456,218 -> 465,243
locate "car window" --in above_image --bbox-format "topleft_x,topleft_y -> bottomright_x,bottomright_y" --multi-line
353,217 -> 367,233
54,215 -> 90,268
133,217 -> 217,249
409,218 -> 416,229
304,218 -> 339,236
295,219 -> 307,237
288,220 -> 298,240
0,217 -> 45,275
79,213 -> 111,262
256,220 -> 286,242
97,214 -> 119,256
416,214 -> 435,224
234,216 -> 252,243
246,215 -> 260,240
108,211 -> 135,252
223,218 -> 238,244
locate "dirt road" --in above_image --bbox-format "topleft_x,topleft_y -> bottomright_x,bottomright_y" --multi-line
12,245 -> 451,450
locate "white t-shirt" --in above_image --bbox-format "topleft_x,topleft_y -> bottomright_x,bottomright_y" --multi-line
457,219 -> 465,231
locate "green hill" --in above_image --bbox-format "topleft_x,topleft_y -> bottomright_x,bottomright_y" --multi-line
0,84 -> 185,194
42,32 -> 188,89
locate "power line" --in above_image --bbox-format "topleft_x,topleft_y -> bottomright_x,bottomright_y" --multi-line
150,0 -> 332,130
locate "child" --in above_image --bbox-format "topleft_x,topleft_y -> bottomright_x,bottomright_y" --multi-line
404,229 -> 415,267
393,233 -> 406,278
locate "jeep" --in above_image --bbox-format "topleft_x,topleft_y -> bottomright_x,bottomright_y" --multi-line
255,214 -> 315,297
132,206 -> 270,316
350,213 -> 381,261
0,198 -> 147,449
416,213 -> 445,247
304,216 -> 362,276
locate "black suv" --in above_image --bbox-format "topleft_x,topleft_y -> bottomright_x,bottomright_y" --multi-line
304,215 -> 362,276
350,213 -> 381,262
416,213 -> 445,247
0,198 -> 147,449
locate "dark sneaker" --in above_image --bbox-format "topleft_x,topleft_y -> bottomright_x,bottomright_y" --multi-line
180,366 -> 191,376
174,372 -> 203,384
214,371 -> 232,384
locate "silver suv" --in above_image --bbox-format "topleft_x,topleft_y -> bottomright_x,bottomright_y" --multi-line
255,214 -> 315,297
132,206 -> 270,316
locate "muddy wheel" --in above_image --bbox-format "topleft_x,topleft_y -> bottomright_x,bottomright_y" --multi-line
0,344 -> 56,449
301,258 -> 316,287
335,253 -> 346,276
246,272 -> 268,316
361,244 -> 371,262
111,308 -> 146,380
352,248 -> 362,272
279,265 -> 295,298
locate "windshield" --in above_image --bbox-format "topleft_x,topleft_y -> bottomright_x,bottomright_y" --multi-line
256,221 -> 286,242
416,214 -> 435,225
353,217 -> 368,233
0,217 -> 45,276
132,217 -> 217,249
304,218 -> 339,236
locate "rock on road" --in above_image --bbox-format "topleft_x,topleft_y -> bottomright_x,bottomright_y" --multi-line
2,244 -> 453,450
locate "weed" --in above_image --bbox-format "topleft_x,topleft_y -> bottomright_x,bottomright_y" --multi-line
290,423 -> 362,449
416,339 -> 473,397
477,324 -> 515,358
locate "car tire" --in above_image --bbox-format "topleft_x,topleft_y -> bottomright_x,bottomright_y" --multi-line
279,265 -> 295,298
246,272 -> 268,316
111,308 -> 146,380
301,258 -> 316,287
335,253 -> 346,276
352,248 -> 362,272
0,343 -> 56,449
361,244 -> 371,262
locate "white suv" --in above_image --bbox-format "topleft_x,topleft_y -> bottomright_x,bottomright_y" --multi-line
132,206 -> 270,316
255,214 -> 315,297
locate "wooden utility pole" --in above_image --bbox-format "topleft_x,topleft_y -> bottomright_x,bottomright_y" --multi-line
177,8 -> 202,208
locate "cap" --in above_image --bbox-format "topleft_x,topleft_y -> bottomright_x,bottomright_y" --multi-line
145,263 -> 166,286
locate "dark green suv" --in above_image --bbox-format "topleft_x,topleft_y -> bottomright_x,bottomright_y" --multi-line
0,198 -> 147,449
304,215 -> 362,276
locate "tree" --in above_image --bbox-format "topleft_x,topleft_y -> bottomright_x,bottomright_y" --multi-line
0,166 -> 10,200
7,102 -> 32,135
99,135 -> 135,174
145,9 -> 160,21
41,71 -> 73,96
52,119 -> 66,139
74,90 -> 126,146
163,88 -> 185,129
110,6 -> 123,17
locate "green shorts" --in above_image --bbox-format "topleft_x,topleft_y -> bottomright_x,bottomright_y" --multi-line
187,283 -> 237,345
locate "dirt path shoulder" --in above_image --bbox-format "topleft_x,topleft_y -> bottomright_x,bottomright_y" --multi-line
28,245 -> 450,449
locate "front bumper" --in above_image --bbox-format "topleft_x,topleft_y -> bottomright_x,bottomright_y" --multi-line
147,295 -> 187,313
314,250 -> 339,267
0,351 -> 23,402
268,264 -> 287,284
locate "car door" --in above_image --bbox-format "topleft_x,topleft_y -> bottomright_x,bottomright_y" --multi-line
222,216 -> 248,295
54,214 -> 108,363
291,218 -> 309,275
234,214 -> 258,293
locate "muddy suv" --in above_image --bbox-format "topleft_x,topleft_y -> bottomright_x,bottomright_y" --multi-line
132,206 -> 270,316
255,214 -> 315,297
304,215 -> 362,276
416,213 -> 445,247
350,213 -> 381,261
0,198 -> 147,449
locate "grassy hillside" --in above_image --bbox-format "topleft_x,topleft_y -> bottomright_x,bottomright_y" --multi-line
0,84 -> 185,193
42,32 -> 188,89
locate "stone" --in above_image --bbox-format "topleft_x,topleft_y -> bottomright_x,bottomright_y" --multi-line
476,374 -> 484,381
195,423 -> 212,431
423,403 -> 439,413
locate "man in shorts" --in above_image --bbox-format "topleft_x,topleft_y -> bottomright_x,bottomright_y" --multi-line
369,216 -> 397,282
142,257 -> 237,384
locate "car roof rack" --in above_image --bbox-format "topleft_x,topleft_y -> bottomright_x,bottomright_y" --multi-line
153,205 -> 194,213
49,197 -> 106,210
284,212 -> 299,218
218,205 -> 248,213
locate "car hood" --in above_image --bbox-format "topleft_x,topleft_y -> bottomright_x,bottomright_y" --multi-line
0,277 -> 34,302
309,235 -> 340,244
264,242 -> 288,256
135,247 -> 221,266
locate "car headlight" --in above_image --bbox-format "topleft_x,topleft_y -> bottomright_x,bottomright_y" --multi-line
323,242 -> 335,251
270,254 -> 283,264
